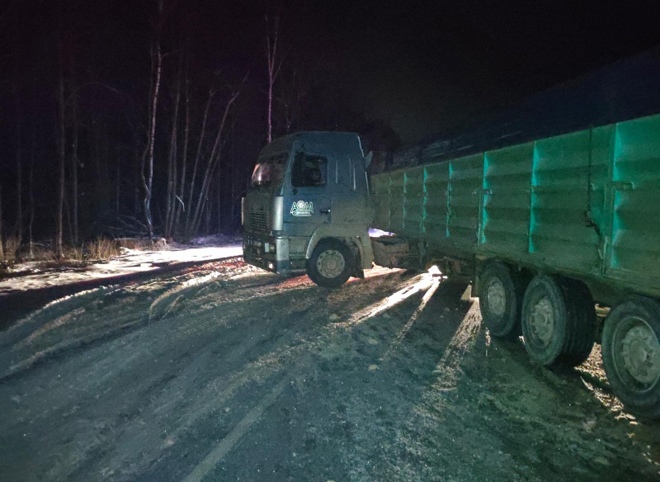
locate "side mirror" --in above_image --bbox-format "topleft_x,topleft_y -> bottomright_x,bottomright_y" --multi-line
364,151 -> 373,169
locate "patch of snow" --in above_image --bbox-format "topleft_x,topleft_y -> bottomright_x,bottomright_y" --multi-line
0,243 -> 243,295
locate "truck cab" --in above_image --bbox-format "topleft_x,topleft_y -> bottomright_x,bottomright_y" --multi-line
242,132 -> 375,287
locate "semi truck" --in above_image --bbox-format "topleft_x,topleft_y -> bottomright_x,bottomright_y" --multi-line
241,113 -> 660,418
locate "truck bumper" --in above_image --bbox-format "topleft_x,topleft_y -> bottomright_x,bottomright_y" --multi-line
243,233 -> 292,275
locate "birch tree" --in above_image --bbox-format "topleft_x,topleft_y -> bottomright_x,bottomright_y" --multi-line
141,0 -> 165,242
173,55 -> 191,237
164,51 -> 183,238
55,16 -> 67,259
188,87 -> 241,237
265,15 -> 282,143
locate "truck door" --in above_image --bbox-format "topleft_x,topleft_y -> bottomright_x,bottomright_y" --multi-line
283,151 -> 332,241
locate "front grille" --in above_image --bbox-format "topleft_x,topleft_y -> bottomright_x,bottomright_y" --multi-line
246,205 -> 270,233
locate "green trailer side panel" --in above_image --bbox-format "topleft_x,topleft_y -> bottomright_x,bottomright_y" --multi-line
607,115 -> 660,288
480,143 -> 533,256
403,166 -> 425,237
529,129 -> 608,274
423,162 -> 449,242
389,171 -> 405,232
447,154 -> 483,249
588,125 -> 614,233
371,174 -> 391,231
370,113 -> 660,299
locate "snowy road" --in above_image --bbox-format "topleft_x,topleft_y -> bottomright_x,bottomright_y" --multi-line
0,244 -> 243,327
0,260 -> 659,481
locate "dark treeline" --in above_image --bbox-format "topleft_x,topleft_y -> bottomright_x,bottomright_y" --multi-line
0,0 -> 400,256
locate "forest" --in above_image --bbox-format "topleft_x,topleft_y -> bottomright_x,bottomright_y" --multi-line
0,0 -> 400,262
3,0 -> 658,264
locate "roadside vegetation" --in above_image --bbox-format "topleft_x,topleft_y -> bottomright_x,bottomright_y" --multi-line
0,236 -> 124,278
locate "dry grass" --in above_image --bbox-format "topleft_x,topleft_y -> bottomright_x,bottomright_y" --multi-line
85,237 -> 121,261
0,236 -> 121,277
1,235 -> 21,264
115,237 -> 168,251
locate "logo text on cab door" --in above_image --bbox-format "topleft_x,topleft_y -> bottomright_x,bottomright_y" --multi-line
290,200 -> 314,217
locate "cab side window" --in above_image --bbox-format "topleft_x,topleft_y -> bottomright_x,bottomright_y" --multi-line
292,153 -> 328,188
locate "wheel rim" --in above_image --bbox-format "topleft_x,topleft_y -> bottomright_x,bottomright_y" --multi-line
529,296 -> 555,346
612,315 -> 660,391
486,278 -> 506,317
316,249 -> 345,279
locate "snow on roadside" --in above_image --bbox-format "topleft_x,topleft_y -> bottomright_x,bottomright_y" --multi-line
0,237 -> 243,295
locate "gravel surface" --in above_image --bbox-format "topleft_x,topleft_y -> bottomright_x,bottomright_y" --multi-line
0,260 -> 658,481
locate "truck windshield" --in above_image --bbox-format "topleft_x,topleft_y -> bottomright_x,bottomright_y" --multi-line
251,154 -> 287,188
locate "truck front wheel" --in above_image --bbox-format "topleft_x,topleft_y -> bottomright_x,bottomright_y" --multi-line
602,296 -> 660,419
307,239 -> 354,289
478,261 -> 524,340
521,275 -> 596,367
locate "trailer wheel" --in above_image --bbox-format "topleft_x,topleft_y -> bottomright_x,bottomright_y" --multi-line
602,296 -> 660,419
307,239 -> 354,289
478,261 -> 524,339
521,275 -> 596,367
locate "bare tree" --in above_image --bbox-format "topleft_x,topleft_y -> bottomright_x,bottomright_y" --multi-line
69,79 -> 80,244
277,66 -> 311,134
265,15 -> 282,143
68,59 -> 80,245
183,90 -> 214,237
55,14 -> 67,259
28,122 -> 36,259
13,84 -> 22,247
164,51 -> 183,238
12,8 -> 23,248
188,87 -> 241,237
173,55 -> 191,237
141,1 -> 165,242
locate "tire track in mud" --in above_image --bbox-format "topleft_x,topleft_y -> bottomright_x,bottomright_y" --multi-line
0,265 -> 410,481
195,273 -> 660,481
0,261 -> 261,381
69,270 -> 418,481
166,274 -> 468,481
0,267 -> 305,480
182,373 -> 294,482
0,255 -> 246,329
2,266 -> 659,481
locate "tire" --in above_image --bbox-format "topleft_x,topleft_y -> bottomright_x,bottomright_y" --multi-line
521,275 -> 596,367
478,261 -> 525,340
306,239 -> 354,289
601,296 -> 660,419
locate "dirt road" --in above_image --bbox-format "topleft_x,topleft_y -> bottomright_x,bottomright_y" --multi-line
0,261 -> 658,481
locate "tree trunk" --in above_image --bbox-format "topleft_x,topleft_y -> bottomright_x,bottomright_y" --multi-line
141,38 -> 162,242
14,86 -> 22,247
174,63 -> 191,237
56,35 -> 67,259
12,5 -> 22,249
115,153 -> 120,216
28,130 -> 35,259
266,15 -> 281,143
164,55 -> 182,238
184,91 -> 213,238
69,76 -> 79,245
189,90 -> 240,237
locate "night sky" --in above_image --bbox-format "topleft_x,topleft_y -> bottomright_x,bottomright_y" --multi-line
266,0 -> 660,142
315,1 -> 660,142
1,0 -> 659,239
3,0 -> 660,139
7,1 -> 659,142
